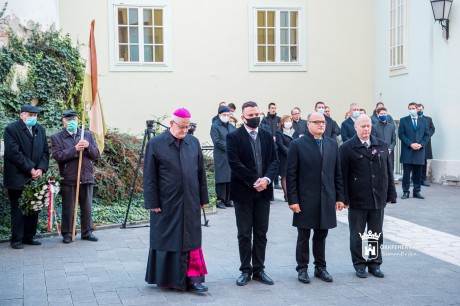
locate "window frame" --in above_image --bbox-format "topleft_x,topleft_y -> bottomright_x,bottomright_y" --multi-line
108,0 -> 173,72
389,0 -> 408,76
248,1 -> 307,72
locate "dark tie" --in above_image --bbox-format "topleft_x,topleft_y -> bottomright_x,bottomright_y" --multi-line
412,118 -> 417,129
72,133 -> 76,139
363,142 -> 369,149
28,127 -> 33,136
250,131 -> 257,141
316,139 -> 322,155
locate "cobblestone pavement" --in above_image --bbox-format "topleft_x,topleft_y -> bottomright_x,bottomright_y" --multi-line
1,183 -> 460,305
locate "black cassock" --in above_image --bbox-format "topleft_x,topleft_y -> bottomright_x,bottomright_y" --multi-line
143,130 -> 209,289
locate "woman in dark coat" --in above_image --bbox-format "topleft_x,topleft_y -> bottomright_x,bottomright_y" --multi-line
276,115 -> 298,201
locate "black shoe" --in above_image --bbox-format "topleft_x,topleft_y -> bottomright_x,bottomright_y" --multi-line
63,236 -> 72,244
369,268 -> 384,278
186,283 -> 208,293
413,192 -> 425,199
10,242 -> 23,249
401,192 -> 410,199
22,238 -> 42,245
236,273 -> 251,286
314,267 -> 333,282
421,181 -> 431,187
274,184 -> 282,190
216,201 -> 226,209
225,202 -> 234,207
82,234 -> 98,242
252,270 -> 274,285
298,269 -> 310,284
355,268 -> 368,278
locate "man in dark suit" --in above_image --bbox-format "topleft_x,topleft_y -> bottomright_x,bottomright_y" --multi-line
416,104 -> 435,187
370,102 -> 395,125
340,103 -> 361,142
3,105 -> 49,249
398,102 -> 430,199
291,107 -> 307,137
340,114 -> 396,279
227,101 -> 279,286
286,112 -> 345,284
314,101 -> 340,139
262,102 -> 281,189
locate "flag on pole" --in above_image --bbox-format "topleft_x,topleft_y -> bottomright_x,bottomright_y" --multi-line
81,20 -> 106,154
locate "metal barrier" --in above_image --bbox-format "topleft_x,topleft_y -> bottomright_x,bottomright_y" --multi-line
393,120 -> 403,176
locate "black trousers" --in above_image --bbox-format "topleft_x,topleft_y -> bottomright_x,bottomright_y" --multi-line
234,194 -> 270,274
61,184 -> 94,238
296,228 -> 328,271
403,163 -> 422,193
8,189 -> 39,243
348,208 -> 384,271
215,182 -> 230,205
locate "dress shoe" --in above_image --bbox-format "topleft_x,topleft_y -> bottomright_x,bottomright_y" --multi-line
369,268 -> 385,278
63,236 -> 72,244
10,242 -> 23,249
225,202 -> 234,207
298,269 -> 310,283
186,283 -> 208,293
421,181 -> 431,187
314,267 -> 333,282
236,273 -> 251,286
252,270 -> 274,285
22,238 -> 42,245
82,234 -> 98,242
355,268 -> 368,278
401,192 -> 410,200
216,201 -> 226,209
413,192 -> 425,199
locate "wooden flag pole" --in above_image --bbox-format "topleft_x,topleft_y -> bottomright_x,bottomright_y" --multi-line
71,104 -> 87,241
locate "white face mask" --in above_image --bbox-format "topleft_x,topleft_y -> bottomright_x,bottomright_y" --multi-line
220,116 -> 230,123
230,122 -> 236,126
284,122 -> 292,129
317,108 -> 325,115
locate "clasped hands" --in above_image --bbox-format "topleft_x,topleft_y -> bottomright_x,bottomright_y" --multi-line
30,168 -> 43,180
253,178 -> 269,192
75,140 -> 89,152
410,143 -> 422,150
289,201 -> 348,214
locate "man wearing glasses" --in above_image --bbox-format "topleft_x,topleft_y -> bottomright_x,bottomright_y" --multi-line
291,107 -> 307,137
286,112 -> 345,284
143,108 -> 209,293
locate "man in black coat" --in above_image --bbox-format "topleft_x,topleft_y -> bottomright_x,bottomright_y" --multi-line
286,112 -> 345,284
370,102 -> 395,125
3,105 -> 49,249
51,110 -> 100,244
262,102 -> 281,189
143,108 -> 209,293
340,114 -> 396,279
341,103 -> 361,142
291,107 -> 307,137
227,101 -> 279,287
416,104 -> 435,186
314,101 -> 340,139
371,107 -> 396,172
398,102 -> 430,199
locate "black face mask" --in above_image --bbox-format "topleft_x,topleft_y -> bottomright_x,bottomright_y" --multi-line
244,116 -> 260,129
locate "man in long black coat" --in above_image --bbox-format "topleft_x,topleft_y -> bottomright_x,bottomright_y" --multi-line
227,101 -> 279,287
340,114 -> 396,279
3,105 -> 49,249
416,103 -> 435,186
398,102 -> 430,199
286,112 -> 345,284
143,108 -> 209,293
210,106 -> 236,209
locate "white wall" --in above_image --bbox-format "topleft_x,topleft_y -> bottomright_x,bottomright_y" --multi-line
58,0 -> 375,140
0,0 -> 59,29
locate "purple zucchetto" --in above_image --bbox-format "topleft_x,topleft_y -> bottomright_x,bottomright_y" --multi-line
173,108 -> 191,118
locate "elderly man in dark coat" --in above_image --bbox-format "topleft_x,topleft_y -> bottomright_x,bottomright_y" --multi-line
143,108 -> 209,293
286,112 -> 345,284
3,105 -> 49,249
210,106 -> 236,209
340,114 -> 397,279
398,102 -> 430,199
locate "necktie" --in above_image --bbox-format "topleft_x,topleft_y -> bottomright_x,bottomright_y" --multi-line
363,142 -> 369,149
28,127 -> 33,136
250,131 -> 257,141
316,139 -> 322,155
72,133 -> 76,139
412,118 -> 417,129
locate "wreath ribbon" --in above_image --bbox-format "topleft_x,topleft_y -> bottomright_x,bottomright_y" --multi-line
47,179 -> 61,235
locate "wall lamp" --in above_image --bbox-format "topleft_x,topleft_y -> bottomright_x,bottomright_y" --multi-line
431,0 -> 453,39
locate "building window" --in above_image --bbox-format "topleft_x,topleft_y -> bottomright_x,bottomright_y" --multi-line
108,0 -> 172,72
389,0 -> 407,75
249,1 -> 306,72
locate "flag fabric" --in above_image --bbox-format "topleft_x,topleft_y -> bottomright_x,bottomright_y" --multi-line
81,20 -> 106,154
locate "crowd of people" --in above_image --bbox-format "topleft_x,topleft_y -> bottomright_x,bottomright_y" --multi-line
2,99 -> 435,295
